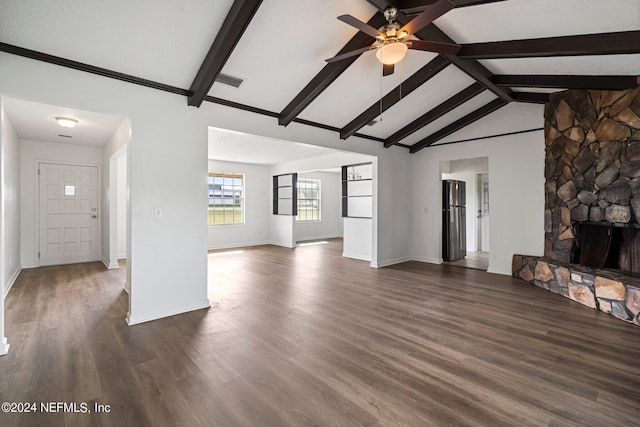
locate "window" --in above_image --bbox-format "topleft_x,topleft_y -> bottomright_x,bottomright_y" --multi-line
208,172 -> 244,225
297,178 -> 320,222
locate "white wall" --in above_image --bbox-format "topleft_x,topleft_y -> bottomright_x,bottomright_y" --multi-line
102,118 -> 130,269
272,151 -> 378,263
343,218 -> 372,261
1,105 -> 21,297
0,96 -> 21,355
442,157 -> 488,252
411,103 -> 545,275
117,152 -> 127,258
0,53 -> 414,327
295,171 -> 342,242
270,215 -> 295,248
207,160 -> 271,250
20,139 -> 103,268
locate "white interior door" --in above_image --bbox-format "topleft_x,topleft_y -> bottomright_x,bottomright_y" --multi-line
39,163 -> 99,266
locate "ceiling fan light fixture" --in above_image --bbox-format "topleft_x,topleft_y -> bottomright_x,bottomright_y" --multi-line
375,42 -> 408,65
55,117 -> 78,128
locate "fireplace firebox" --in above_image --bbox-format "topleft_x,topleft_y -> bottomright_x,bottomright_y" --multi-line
572,222 -> 640,276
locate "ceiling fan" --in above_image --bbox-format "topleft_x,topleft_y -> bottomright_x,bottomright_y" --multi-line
325,0 -> 460,76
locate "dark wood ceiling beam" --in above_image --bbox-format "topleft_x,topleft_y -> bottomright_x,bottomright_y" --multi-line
0,42 -> 396,146
277,12 -> 388,127
417,25 -> 514,102
409,98 -> 508,153
187,0 -> 263,107
384,82 -> 485,147
367,0 -> 514,102
339,56 -> 449,140
0,42 -> 190,96
459,31 -> 640,59
398,0 -> 507,12
494,75 -> 640,90
513,92 -> 550,104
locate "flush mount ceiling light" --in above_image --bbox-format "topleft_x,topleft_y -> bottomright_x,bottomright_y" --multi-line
326,1 -> 460,75
375,41 -> 408,65
55,117 -> 78,128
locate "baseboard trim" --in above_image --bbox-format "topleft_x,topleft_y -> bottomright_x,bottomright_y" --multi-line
487,267 -> 508,276
208,241 -> 270,251
411,256 -> 442,264
4,266 -> 22,298
123,282 -> 129,294
117,252 -> 127,259
0,337 -> 9,356
126,299 -> 211,326
101,257 -> 120,270
296,234 -> 342,242
268,241 -> 296,249
372,257 -> 411,268
342,252 -> 371,262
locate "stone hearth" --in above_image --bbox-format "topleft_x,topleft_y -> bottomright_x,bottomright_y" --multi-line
513,255 -> 640,326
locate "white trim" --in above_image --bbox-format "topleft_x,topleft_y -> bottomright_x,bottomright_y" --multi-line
372,257 -> 411,268
126,299 -> 211,326
123,282 -> 129,294
342,251 -> 371,262
117,252 -> 127,259
208,240 -> 269,251
4,266 -> 22,298
295,233 -> 342,242
0,337 -> 9,356
101,257 -> 119,270
20,262 -> 36,269
268,241 -> 296,249
487,267 -> 508,276
411,256 -> 443,264
35,160 -> 102,268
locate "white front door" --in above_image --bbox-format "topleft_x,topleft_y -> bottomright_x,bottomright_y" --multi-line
39,163 -> 100,266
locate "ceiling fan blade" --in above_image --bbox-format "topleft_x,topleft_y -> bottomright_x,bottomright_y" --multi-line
398,0 -> 455,38
325,46 -> 376,63
407,40 -> 461,55
382,64 -> 395,76
337,15 -> 382,39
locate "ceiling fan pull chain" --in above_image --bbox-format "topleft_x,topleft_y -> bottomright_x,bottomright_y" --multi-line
379,64 -> 383,122
399,60 -> 403,100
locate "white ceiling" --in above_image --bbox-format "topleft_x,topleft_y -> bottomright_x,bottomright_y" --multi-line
1,0 -> 638,151
0,0 -> 234,89
208,126 -> 344,165
3,97 -> 126,147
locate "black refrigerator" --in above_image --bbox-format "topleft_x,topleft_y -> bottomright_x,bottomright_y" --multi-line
442,180 -> 466,261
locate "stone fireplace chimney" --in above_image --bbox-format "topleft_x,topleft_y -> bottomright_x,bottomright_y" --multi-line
513,87 -> 640,326
544,88 -> 640,268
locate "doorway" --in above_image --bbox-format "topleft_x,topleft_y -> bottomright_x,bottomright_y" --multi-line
440,157 -> 489,271
38,162 -> 100,266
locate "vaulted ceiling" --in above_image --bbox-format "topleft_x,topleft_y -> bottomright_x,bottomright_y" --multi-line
1,0 -> 639,153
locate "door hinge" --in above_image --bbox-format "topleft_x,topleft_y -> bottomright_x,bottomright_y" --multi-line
38,169 -> 40,175
38,252 -> 41,258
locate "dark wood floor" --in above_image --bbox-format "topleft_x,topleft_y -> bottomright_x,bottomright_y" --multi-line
1,239 -> 639,426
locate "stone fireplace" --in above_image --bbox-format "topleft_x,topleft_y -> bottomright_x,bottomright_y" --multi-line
512,87 -> 640,326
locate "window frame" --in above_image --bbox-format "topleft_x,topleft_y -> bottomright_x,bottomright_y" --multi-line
296,178 -> 321,222
208,172 -> 245,226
